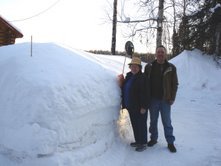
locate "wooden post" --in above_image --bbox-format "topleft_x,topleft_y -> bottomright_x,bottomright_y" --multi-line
31,35 -> 32,57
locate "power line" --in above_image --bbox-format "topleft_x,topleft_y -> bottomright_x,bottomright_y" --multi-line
9,0 -> 61,22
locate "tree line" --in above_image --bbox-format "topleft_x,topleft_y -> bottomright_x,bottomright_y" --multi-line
87,49 -> 167,63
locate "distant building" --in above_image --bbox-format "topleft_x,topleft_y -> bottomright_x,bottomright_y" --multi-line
0,16 -> 23,46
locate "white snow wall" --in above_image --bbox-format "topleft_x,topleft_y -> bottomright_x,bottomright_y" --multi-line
0,43 -> 121,157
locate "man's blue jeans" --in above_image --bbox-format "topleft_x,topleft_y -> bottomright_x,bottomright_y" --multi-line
149,98 -> 175,144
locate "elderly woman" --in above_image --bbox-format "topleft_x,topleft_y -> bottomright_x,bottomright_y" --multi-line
119,57 -> 150,152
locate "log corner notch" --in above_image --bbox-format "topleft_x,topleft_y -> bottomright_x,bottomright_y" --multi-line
0,15 -> 23,46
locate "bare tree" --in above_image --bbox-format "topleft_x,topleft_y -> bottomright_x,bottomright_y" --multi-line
108,0 -> 205,54
111,0 -> 118,55
156,0 -> 164,47
117,0 -> 170,50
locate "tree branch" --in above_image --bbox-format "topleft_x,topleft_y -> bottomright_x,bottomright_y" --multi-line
118,18 -> 158,23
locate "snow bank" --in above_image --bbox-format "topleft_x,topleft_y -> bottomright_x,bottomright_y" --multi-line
170,49 -> 221,91
0,43 -> 121,159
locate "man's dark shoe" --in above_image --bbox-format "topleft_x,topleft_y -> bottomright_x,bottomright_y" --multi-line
130,142 -> 139,147
147,140 -> 157,147
168,144 -> 177,153
135,144 -> 147,152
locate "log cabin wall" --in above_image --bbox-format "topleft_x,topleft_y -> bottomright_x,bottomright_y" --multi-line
0,16 -> 23,46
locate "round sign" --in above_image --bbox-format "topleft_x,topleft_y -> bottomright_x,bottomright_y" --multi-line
125,41 -> 134,56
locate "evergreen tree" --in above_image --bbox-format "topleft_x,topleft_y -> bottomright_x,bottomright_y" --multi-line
175,0 -> 221,56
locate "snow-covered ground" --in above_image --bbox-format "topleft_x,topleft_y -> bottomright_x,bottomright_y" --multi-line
0,43 -> 220,166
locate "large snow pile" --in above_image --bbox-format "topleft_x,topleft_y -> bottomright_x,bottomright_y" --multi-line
0,43 -> 121,163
